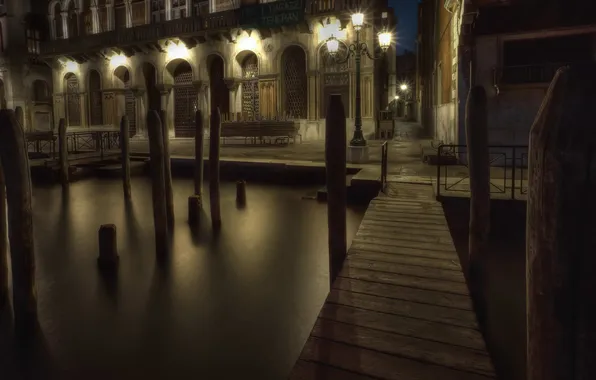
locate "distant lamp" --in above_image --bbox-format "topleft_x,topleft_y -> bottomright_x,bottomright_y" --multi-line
378,31 -> 392,52
64,61 -> 78,72
400,84 -> 408,91
351,13 -> 364,31
394,95 -> 399,100
109,54 -> 127,68
326,36 -> 340,56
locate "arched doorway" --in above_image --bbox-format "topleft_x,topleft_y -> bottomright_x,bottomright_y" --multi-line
15,107 -> 24,128
208,55 -> 229,114
88,70 -> 103,126
171,60 -> 197,137
320,43 -> 350,118
241,53 -> 259,118
142,62 -> 160,112
0,79 -> 5,109
114,66 -> 136,136
64,73 -> 81,127
282,46 -> 307,119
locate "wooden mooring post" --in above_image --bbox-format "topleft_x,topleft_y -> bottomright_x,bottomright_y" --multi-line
465,86 -> 490,298
147,111 -> 169,257
526,64 -> 596,380
58,118 -> 68,185
326,95 -> 347,285
120,115 -> 131,199
0,164 -> 7,308
159,109 -> 175,230
0,109 -> 37,329
194,110 -> 205,199
209,108 -> 222,231
98,224 -> 119,270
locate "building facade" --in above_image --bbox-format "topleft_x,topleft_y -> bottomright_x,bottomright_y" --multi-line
39,0 -> 397,141
0,0 -> 54,131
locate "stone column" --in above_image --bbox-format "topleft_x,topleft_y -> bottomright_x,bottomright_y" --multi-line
145,1 -> 151,24
133,88 -> 147,138
91,6 -> 100,34
106,4 -> 114,31
158,85 -> 173,137
53,94 -> 65,129
79,93 -> 88,127
307,70 -> 318,120
60,12 -> 69,39
193,80 -> 208,124
224,78 -> 239,120
125,0 -> 133,28
49,15 -> 57,39
165,0 -> 173,21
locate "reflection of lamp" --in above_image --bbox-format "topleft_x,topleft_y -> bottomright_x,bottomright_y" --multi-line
325,13 -> 393,147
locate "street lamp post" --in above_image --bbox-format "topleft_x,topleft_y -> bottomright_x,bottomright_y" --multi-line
326,13 -> 392,147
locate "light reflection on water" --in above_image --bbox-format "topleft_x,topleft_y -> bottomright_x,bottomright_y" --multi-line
1,177 -> 365,379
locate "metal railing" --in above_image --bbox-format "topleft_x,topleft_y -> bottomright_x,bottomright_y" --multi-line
494,62 -> 572,86
380,141 -> 388,193
435,144 -> 529,200
26,130 -> 121,161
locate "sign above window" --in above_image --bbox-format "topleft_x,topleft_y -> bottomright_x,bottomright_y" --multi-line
240,0 -> 305,29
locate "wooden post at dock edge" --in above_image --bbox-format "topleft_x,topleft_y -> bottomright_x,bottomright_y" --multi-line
526,64 -> 596,380
159,109 -> 175,230
325,95 -> 347,286
120,115 -> 131,199
209,107 -> 222,231
194,110 -> 205,200
58,118 -> 68,185
0,163 -> 7,309
147,110 -> 169,257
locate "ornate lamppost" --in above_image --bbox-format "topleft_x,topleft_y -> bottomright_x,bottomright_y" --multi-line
326,13 -> 392,147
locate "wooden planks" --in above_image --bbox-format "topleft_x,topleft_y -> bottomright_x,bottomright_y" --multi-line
289,183 -> 496,379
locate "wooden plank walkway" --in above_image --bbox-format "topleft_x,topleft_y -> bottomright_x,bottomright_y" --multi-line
289,182 -> 496,379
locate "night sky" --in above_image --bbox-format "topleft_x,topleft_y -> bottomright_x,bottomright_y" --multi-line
388,0 -> 419,55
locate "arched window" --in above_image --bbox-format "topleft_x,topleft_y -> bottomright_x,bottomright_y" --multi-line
282,46 -> 307,119
32,80 -> 51,103
97,0 -> 107,32
82,0 -> 93,35
151,0 -> 165,23
173,61 -> 197,137
64,73 -> 81,126
241,53 -> 259,117
171,0 -> 187,19
54,3 -> 63,39
131,0 -> 146,27
67,1 -> 79,38
115,0 -> 126,29
88,70 -> 103,125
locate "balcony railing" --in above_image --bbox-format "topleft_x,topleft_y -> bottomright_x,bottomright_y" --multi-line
41,0 -> 369,57
494,62 -> 570,86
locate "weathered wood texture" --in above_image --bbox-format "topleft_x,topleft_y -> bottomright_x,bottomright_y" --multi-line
326,95 -> 347,285
58,118 -> 68,185
120,115 -> 131,199
209,108 -> 222,230
289,183 -> 496,379
159,109 -> 175,229
0,163 -> 7,308
147,111 -> 169,257
194,110 -> 204,199
465,86 -> 490,271
526,65 -> 596,380
0,109 -> 37,328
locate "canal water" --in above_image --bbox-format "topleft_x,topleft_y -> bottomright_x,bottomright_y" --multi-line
0,177 -> 366,379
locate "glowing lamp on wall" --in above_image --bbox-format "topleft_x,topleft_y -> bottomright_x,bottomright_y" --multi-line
351,13 -> 364,31
64,61 -> 78,72
326,36 -> 340,56
378,31 -> 392,52
109,54 -> 127,68
166,42 -> 189,61
237,35 -> 257,51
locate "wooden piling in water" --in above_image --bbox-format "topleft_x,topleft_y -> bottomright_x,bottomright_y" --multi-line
209,108 -> 222,231
464,85 -> 490,300
98,224 -> 119,269
236,180 -> 246,206
159,109 -> 174,229
120,115 -> 131,199
58,118 -> 68,185
188,195 -> 201,225
147,110 -> 169,257
0,109 -> 37,329
0,164 -> 7,309
325,95 -> 347,286
194,110 -> 204,200
526,64 -> 596,380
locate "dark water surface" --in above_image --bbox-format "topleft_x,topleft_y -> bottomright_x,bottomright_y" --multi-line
0,178 -> 365,379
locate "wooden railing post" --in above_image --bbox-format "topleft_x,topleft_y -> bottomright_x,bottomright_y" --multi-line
465,86 -> 490,298
326,94 -> 347,285
527,64 -> 596,380
147,111 -> 169,257
209,108 -> 222,231
120,115 -> 131,199
0,109 -> 37,329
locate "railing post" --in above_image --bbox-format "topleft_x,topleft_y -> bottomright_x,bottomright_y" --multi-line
511,146 -> 516,200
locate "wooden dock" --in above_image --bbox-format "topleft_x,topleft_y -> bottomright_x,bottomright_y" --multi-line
289,182 -> 496,379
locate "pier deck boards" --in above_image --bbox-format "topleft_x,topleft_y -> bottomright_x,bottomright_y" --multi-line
290,183 -> 496,379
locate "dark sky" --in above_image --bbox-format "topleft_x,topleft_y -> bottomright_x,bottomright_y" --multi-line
388,0 -> 419,55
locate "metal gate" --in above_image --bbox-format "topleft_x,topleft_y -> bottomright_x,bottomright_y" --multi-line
242,54 -> 259,118
283,46 -> 307,119
174,64 -> 197,137
65,73 -> 81,126
124,72 -> 136,137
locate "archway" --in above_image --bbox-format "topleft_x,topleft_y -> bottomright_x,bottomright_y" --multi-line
88,70 -> 103,126
167,60 -> 196,137
0,79 -> 5,109
320,42 -> 350,118
114,66 -> 136,136
282,46 -> 307,119
240,53 -> 259,118
141,62 -> 160,112
53,3 -> 63,39
64,73 -> 81,126
208,55 -> 229,115
15,107 -> 24,128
